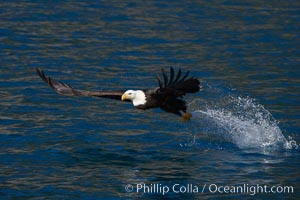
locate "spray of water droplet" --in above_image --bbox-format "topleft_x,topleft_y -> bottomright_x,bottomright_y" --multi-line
187,84 -> 298,151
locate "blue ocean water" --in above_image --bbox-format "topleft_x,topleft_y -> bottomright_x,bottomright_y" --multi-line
0,1 -> 299,199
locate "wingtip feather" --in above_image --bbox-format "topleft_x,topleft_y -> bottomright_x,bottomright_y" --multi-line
161,68 -> 168,87
168,67 -> 175,85
156,74 -> 163,88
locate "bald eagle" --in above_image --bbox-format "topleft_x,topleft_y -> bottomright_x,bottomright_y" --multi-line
36,67 -> 200,121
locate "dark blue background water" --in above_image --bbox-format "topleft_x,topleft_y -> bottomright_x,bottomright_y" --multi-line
0,1 -> 299,199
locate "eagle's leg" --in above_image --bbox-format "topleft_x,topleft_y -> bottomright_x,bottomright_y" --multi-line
180,112 -> 192,122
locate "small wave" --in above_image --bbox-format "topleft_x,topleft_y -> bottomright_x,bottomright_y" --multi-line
188,85 -> 298,151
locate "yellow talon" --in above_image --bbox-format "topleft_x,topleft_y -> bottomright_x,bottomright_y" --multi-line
181,112 -> 192,122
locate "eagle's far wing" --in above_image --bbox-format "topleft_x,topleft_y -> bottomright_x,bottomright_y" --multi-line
155,67 -> 200,97
36,68 -> 126,101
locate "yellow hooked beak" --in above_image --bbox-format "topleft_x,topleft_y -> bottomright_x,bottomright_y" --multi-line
121,93 -> 129,101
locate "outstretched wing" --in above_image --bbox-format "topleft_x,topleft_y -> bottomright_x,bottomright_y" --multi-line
36,68 -> 126,101
156,67 -> 200,97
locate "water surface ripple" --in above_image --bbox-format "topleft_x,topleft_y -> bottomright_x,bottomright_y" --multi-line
0,1 -> 299,199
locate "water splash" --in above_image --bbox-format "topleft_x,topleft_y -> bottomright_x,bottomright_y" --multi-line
187,85 -> 298,151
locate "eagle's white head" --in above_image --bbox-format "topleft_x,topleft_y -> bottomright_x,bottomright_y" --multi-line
121,90 -> 146,106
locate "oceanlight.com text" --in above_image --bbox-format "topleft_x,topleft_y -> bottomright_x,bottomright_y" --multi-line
124,183 -> 294,196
